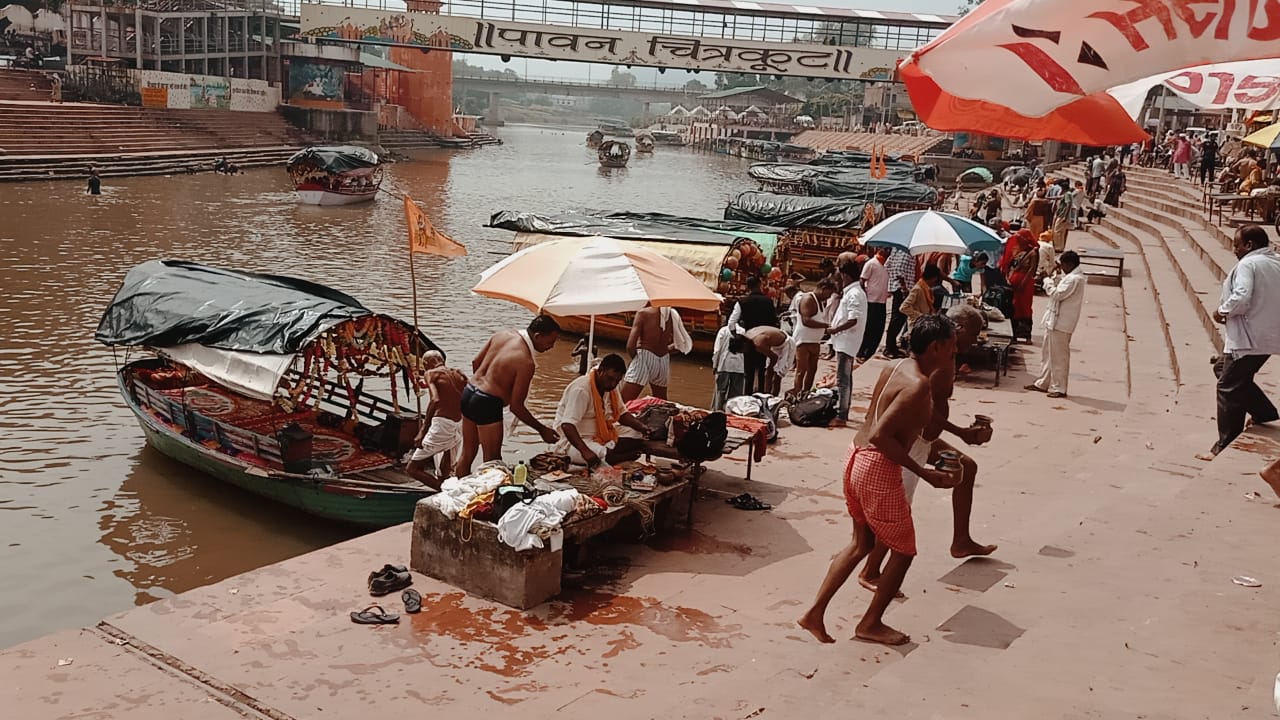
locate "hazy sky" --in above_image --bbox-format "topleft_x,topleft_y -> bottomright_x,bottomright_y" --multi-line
457,0 -> 965,85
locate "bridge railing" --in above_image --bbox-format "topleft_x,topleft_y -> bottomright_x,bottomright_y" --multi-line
452,71 -> 696,92
292,0 -> 945,52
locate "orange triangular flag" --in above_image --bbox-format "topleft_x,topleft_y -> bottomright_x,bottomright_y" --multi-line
405,195 -> 466,257
876,146 -> 889,179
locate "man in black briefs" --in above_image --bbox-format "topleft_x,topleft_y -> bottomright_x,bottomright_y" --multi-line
454,315 -> 561,477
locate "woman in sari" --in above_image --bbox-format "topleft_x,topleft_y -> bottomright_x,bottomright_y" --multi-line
1050,180 -> 1072,252
1004,231 -> 1040,342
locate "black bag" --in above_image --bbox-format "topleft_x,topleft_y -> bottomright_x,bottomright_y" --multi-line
982,285 -> 1014,317
790,393 -> 837,428
677,412 -> 728,462
638,404 -> 678,442
494,483 -> 540,520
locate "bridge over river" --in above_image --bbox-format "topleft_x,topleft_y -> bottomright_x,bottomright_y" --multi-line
297,0 -> 953,81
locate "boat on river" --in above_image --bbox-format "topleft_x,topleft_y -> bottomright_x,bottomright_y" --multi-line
635,132 -> 655,154
586,129 -> 604,148
96,260 -> 445,527
286,146 -> 383,206
598,140 -> 631,168
650,130 -> 686,146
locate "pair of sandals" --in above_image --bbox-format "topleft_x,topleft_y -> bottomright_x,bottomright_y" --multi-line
725,492 -> 771,511
352,564 -> 423,625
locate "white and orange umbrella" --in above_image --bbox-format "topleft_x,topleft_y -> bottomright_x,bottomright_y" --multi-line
474,235 -> 721,355
898,0 -> 1280,144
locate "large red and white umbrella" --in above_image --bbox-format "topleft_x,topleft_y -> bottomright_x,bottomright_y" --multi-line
900,0 -> 1280,144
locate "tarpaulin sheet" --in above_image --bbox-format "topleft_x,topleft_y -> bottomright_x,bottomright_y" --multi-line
725,192 -> 874,229
488,211 -> 776,246
285,145 -> 379,174
747,163 -> 937,199
97,260 -> 397,355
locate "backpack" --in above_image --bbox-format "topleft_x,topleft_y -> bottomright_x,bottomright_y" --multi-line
676,411 -> 729,462
789,393 -> 838,428
724,394 -> 778,442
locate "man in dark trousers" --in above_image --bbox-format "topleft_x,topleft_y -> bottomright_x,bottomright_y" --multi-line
727,276 -> 779,395
1198,133 -> 1220,186
883,248 -> 917,358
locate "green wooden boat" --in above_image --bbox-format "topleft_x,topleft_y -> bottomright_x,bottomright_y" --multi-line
98,261 -> 446,528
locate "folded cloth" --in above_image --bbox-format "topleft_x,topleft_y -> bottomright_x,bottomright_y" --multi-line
423,463 -> 508,518
625,396 -> 670,415
497,489 -> 581,551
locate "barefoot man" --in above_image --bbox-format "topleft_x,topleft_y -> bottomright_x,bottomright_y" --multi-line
859,304 -> 998,594
454,315 -> 562,477
405,351 -> 466,489
799,314 -> 960,646
621,306 -> 691,402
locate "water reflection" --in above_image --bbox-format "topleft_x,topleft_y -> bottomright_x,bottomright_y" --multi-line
0,124 -> 753,648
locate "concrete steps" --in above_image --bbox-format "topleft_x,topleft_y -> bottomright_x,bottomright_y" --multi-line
0,146 -> 298,181
380,127 -> 503,152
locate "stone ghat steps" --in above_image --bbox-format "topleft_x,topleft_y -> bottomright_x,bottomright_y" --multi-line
0,69 -> 52,102
0,146 -> 298,181
380,128 -> 503,151
1060,166 -> 1229,356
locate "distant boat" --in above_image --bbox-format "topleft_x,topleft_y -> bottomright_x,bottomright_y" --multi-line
598,140 -> 631,168
286,146 -> 383,206
586,129 -> 605,148
651,130 -> 686,146
635,131 -> 655,153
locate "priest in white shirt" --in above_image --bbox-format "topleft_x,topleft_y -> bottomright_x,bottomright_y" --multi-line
554,353 -> 654,469
1025,250 -> 1086,399
1199,225 -> 1280,459
829,260 -> 868,427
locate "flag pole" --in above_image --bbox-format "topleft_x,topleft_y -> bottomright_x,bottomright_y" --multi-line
405,194 -> 421,330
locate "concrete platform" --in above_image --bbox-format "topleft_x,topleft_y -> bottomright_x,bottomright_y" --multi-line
5,166 -> 1278,718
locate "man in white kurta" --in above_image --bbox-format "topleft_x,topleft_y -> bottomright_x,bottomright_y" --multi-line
554,353 -> 651,468
1026,251 -> 1086,398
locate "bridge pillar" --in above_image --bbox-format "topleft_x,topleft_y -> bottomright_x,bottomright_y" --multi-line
486,91 -> 504,127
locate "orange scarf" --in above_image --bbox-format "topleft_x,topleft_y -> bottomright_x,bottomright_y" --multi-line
589,370 -> 624,445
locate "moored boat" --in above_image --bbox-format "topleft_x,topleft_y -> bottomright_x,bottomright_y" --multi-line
635,132 -> 655,154
650,130 -> 686,146
286,146 -> 383,206
586,129 -> 605,148
96,260 -> 445,527
598,140 -> 631,168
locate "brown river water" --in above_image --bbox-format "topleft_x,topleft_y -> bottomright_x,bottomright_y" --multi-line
0,125 -> 754,648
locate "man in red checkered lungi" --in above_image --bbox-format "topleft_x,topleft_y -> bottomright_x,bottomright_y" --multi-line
799,314 -> 960,646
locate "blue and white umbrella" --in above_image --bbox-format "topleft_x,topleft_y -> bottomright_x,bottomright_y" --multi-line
859,210 -> 1003,256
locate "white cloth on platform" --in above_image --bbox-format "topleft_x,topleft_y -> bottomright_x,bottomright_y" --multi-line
497,489 -> 580,551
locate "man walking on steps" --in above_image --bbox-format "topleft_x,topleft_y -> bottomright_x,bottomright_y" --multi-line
1197,225 -> 1280,461
1025,251 -> 1086,399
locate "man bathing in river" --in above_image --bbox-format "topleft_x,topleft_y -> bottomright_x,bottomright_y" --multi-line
405,351 -> 465,489
859,304 -> 998,594
799,315 -> 960,646
454,315 -> 561,478
621,306 -> 691,402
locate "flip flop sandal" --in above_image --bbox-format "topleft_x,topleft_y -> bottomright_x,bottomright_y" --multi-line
350,604 -> 399,625
367,563 -> 407,586
369,570 -> 413,597
733,495 -> 772,511
402,588 -> 423,614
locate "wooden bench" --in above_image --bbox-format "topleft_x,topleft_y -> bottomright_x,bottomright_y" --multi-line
410,478 -> 693,609
1075,246 -> 1125,281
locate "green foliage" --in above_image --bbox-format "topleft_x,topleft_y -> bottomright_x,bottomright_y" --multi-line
958,0 -> 981,16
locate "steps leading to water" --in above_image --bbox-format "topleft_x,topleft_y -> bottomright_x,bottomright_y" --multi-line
0,68 -> 52,102
379,127 -> 503,152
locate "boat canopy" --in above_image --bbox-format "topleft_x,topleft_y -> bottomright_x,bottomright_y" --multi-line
726,191 -> 889,229
97,261 -> 443,403
489,210 -> 779,246
286,146 -> 380,174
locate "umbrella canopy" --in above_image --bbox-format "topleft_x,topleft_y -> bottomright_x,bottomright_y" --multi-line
859,211 -> 1003,256
473,236 -> 722,316
957,167 -> 994,183
1243,123 -> 1280,150
899,0 -> 1274,144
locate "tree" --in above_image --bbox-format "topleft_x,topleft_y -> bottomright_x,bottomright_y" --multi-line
958,0 -> 981,16
683,79 -> 709,93
714,73 -> 762,90
609,68 -> 637,87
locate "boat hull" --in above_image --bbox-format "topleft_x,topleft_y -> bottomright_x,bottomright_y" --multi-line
121,377 -> 426,528
551,313 -> 716,355
295,188 -> 379,206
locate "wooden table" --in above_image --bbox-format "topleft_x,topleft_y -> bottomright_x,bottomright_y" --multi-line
642,426 -> 759,525
961,332 -> 1013,388
1076,246 -> 1125,281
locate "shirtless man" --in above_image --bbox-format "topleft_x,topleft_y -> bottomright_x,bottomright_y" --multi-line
798,314 -> 959,646
621,306 -> 686,402
791,280 -> 835,397
405,351 -> 466,489
743,325 -> 796,397
858,305 -> 998,593
453,315 -> 561,477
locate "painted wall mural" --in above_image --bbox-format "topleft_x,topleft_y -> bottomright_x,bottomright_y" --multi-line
287,59 -> 344,109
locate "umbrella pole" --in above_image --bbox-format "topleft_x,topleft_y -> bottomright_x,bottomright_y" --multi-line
587,314 -> 596,373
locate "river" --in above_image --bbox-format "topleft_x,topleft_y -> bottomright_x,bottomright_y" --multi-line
0,125 -> 755,649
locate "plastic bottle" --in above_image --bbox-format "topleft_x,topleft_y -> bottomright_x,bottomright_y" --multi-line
513,461 -> 528,486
